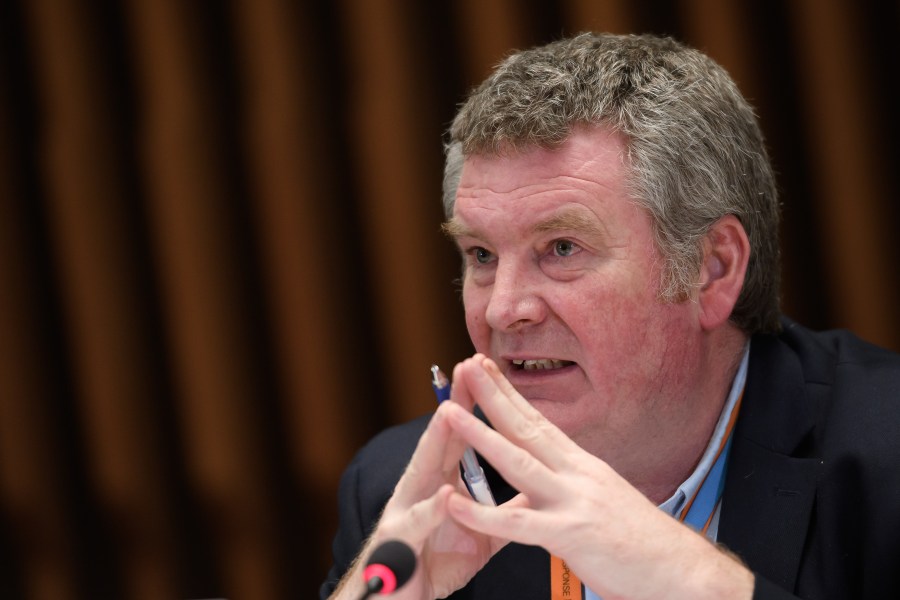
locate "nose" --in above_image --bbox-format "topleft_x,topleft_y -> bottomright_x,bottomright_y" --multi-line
484,260 -> 547,332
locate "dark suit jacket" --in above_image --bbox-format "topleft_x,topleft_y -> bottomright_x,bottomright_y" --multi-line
320,319 -> 900,599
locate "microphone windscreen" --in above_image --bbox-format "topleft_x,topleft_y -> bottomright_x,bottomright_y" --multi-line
363,539 -> 416,594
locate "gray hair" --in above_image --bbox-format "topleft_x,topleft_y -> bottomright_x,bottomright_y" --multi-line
443,32 -> 781,334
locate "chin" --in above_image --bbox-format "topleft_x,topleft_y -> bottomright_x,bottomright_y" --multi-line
526,397 -> 588,438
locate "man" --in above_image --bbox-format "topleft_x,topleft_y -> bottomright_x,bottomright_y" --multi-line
321,33 -> 900,599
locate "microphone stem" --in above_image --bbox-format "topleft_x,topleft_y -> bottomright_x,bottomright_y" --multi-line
356,576 -> 383,600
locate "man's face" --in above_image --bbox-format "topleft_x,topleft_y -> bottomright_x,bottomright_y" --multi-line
447,127 -> 707,467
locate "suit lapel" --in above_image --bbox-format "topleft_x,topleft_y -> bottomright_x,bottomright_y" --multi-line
718,332 -> 822,591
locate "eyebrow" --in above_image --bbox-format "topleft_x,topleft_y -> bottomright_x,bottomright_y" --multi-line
441,210 -> 606,241
533,211 -> 606,238
440,218 -> 474,239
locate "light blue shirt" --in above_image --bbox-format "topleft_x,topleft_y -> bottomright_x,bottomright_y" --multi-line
584,344 -> 750,600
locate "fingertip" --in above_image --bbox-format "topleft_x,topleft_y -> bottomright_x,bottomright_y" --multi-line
429,402 -> 464,442
482,357 -> 500,375
430,484 -> 455,510
437,399 -> 459,418
450,358 -> 472,399
432,399 -> 449,419
447,489 -> 473,516
438,482 -> 456,498
433,400 -> 455,424
482,357 -> 518,397
441,401 -> 474,429
469,359 -> 488,380
438,403 -> 480,450
452,360 -> 465,381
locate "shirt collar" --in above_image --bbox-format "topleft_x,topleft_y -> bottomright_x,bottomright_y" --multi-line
658,342 -> 750,517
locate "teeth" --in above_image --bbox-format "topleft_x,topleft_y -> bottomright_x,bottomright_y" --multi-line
512,359 -> 568,370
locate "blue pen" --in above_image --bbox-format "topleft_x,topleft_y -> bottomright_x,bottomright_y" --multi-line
430,364 -> 497,506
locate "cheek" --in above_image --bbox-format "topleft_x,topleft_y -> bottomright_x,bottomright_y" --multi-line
568,284 -> 669,364
462,286 -> 490,348
572,277 -> 645,326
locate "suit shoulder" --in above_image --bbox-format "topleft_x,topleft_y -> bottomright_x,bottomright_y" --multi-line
777,317 -> 900,385
342,413 -> 433,499
774,319 -> 900,457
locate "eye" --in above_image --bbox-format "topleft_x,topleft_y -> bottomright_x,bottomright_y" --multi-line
552,239 -> 579,257
471,247 -> 494,264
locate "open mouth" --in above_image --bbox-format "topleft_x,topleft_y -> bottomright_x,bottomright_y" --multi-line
511,359 -> 575,371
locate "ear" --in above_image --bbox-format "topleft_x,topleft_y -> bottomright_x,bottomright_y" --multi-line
697,215 -> 750,331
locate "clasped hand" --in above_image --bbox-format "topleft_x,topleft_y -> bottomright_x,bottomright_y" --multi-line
335,355 -> 752,600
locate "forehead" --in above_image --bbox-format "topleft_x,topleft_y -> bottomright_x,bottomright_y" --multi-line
451,127 -> 637,236
457,127 -> 629,198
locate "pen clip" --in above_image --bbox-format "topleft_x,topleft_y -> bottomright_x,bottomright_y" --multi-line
430,364 -> 450,402
431,364 -> 449,389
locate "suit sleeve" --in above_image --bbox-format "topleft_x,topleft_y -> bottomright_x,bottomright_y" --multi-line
752,575 -> 803,600
319,454 -> 369,599
319,415 -> 431,599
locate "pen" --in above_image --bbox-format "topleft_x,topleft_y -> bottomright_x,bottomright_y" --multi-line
430,364 -> 497,506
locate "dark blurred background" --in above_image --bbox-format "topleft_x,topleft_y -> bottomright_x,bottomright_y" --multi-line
1,1 -> 898,598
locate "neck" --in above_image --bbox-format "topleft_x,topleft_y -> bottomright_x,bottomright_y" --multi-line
619,327 -> 748,505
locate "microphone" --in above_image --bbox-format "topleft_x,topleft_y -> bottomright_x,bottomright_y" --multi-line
358,539 -> 416,599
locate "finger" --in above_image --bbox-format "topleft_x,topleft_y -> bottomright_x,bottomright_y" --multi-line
392,404 -> 467,505
449,360 -> 477,413
447,493 -> 531,555
447,488 -> 555,551
442,401 -> 561,505
483,357 -> 580,452
378,484 -> 455,552
459,357 -> 580,470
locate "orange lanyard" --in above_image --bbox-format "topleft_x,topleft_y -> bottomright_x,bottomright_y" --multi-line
550,556 -> 582,600
677,393 -> 744,533
549,392 -> 745,598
